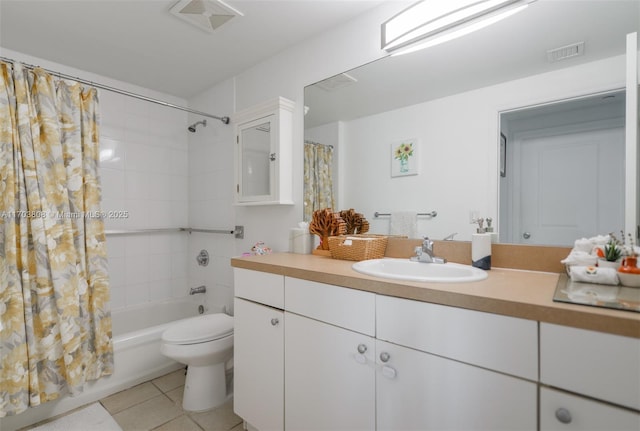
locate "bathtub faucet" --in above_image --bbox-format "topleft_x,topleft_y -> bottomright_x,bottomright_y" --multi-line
190,285 -> 206,295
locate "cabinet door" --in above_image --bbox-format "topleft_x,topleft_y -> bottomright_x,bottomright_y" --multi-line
376,340 -> 537,431
285,312 -> 375,431
233,298 -> 283,431
541,387 -> 640,431
237,115 -> 276,202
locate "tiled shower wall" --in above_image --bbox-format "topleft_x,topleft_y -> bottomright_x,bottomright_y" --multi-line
186,79 -> 237,314
99,90 -> 190,311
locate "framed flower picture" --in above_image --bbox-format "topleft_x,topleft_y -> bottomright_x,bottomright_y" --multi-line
391,139 -> 419,177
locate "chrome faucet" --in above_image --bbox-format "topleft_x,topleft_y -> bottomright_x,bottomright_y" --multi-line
190,285 -> 206,295
410,237 -> 447,264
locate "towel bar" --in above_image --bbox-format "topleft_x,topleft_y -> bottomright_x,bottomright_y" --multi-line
374,211 -> 437,218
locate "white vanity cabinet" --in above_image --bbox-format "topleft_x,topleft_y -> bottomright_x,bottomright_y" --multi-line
232,266 -> 639,431
284,277 -> 376,431
540,323 -> 640,429
233,97 -> 294,205
233,269 -> 285,431
376,295 -> 538,430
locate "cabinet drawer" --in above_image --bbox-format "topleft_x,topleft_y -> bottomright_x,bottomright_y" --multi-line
376,295 -> 538,380
284,277 -> 375,336
540,387 -> 640,430
234,268 -> 284,309
540,323 -> 640,410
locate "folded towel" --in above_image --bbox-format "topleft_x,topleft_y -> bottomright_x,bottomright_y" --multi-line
569,266 -> 619,285
390,211 -> 418,238
562,234 -> 614,269
572,235 -> 610,253
561,251 -> 598,267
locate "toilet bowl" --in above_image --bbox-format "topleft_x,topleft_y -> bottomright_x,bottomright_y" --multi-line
160,313 -> 234,412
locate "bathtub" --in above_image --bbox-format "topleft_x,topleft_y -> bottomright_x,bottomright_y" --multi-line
1,297 -> 217,431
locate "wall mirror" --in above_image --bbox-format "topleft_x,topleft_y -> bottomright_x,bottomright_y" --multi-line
238,117 -> 273,199
304,0 -> 638,246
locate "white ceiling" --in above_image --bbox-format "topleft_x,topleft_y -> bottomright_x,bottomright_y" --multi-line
0,0 -> 384,98
305,0 -> 640,128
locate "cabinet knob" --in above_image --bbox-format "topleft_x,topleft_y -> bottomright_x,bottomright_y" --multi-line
379,352 -> 391,363
269,153 -> 276,161
270,318 -> 279,326
555,408 -> 572,424
357,344 -> 367,354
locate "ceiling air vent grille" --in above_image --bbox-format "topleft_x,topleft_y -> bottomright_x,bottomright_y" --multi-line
547,42 -> 585,63
315,73 -> 358,92
170,0 -> 243,33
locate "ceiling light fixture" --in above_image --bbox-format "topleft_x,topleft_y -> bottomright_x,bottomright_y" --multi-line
382,0 -> 536,56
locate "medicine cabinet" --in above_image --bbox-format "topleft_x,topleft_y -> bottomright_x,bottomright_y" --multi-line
233,97 -> 295,205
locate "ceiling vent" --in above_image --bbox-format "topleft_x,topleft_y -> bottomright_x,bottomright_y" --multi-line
547,41 -> 585,63
315,73 -> 358,92
170,0 -> 243,33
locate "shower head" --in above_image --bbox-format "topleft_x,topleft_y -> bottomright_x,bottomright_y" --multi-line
188,119 -> 207,132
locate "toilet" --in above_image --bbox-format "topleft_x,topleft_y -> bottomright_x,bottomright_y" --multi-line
160,313 -> 234,412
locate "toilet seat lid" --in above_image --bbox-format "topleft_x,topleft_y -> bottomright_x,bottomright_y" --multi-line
162,313 -> 233,345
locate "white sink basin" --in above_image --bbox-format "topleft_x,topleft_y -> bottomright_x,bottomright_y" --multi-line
352,258 -> 488,283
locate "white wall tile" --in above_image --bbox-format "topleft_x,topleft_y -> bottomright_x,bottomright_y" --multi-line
125,253 -> 149,286
149,253 -> 172,282
124,236 -> 149,257
125,143 -> 151,173
106,236 -> 126,259
107,257 -> 126,288
170,175 -> 188,202
150,278 -> 172,301
100,167 -> 125,201
126,282 -> 150,306
109,285 -> 127,310
171,253 -> 188,281
171,277 -> 189,298
169,149 -> 189,176
100,137 -> 125,170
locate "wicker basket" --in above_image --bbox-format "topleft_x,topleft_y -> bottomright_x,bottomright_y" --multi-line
328,234 -> 388,261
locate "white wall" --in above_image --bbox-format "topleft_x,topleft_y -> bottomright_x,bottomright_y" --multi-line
1,48 -> 190,311
224,2 -> 405,254
335,54 -> 628,241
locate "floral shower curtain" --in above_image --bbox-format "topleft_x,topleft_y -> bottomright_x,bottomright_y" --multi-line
0,63 -> 113,417
303,142 -> 335,221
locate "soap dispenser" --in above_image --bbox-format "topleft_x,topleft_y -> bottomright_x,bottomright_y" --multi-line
472,218 -> 491,270
485,217 -> 498,243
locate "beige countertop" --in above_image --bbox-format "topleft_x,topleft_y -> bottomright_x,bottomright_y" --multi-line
231,253 -> 640,339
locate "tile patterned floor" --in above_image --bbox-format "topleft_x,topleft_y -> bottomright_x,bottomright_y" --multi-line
100,369 -> 243,431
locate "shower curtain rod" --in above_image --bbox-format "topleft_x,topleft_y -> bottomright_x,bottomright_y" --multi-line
0,56 -> 230,125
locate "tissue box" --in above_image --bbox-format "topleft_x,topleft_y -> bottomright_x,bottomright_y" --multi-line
328,234 -> 388,261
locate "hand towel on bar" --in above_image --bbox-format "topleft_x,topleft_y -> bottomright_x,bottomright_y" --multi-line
390,211 -> 418,238
569,266 -> 619,286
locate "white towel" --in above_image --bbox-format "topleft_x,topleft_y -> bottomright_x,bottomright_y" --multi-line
561,251 -> 598,267
390,211 -> 418,238
569,266 -> 619,286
